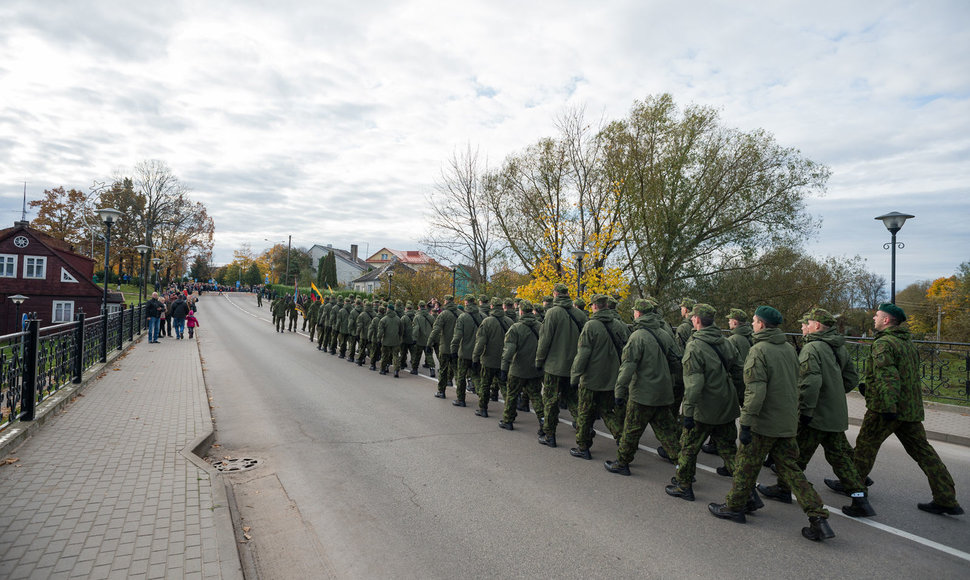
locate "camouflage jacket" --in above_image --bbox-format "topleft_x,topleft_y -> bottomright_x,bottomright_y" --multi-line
356,306 -> 373,339
378,308 -> 404,347
411,309 -> 435,346
864,325 -> 923,421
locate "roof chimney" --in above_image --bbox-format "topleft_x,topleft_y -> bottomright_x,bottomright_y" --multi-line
351,244 -> 358,263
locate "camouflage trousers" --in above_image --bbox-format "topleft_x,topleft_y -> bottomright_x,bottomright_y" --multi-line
575,388 -> 624,450
437,353 -> 455,394
725,433 -> 828,518
671,381 -> 685,420
347,335 -> 358,361
774,425 -> 867,495
380,345 -> 400,373
454,358 -> 477,402
411,344 -> 435,372
502,375 -> 544,425
617,403 -> 681,467
355,337 -> 369,362
308,323 -> 317,343
676,421 -> 737,487
337,333 -> 349,357
854,410 -> 958,506
327,329 -> 338,352
541,374 -> 578,438
477,367 -> 504,411
316,326 -> 329,349
370,340 -> 382,364
288,314 -> 297,331
400,343 -> 412,369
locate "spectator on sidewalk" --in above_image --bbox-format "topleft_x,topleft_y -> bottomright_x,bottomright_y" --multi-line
186,310 -> 199,339
146,292 -> 164,343
171,294 -> 190,339
159,296 -> 169,338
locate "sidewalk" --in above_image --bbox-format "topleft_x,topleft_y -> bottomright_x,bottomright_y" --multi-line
0,334 -> 241,580
846,392 -> 970,447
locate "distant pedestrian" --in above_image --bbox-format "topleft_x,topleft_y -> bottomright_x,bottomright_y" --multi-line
146,292 -> 164,343
186,310 -> 199,338
170,294 -> 190,339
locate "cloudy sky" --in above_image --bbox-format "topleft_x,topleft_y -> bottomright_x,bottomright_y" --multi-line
1,0 -> 967,291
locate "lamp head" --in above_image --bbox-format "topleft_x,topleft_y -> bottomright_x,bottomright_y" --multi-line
135,244 -> 150,255
875,211 -> 915,235
95,207 -> 123,226
9,294 -> 27,305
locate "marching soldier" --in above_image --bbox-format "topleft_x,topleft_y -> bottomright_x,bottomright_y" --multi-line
756,308 -> 874,517
499,299 -> 545,431
355,300 -> 374,365
450,295 -> 483,407
429,295 -> 459,398
675,298 -> 695,351
709,306 -> 834,542
368,303 -> 385,371
287,295 -> 299,332
606,298 -> 683,476
411,301 -> 436,377
828,303 -> 963,517
346,298 -> 362,363
399,300 -> 415,370
306,297 -> 321,342
569,294 -> 629,460
535,284 -> 588,448
472,297 -> 512,418
377,303 -> 404,377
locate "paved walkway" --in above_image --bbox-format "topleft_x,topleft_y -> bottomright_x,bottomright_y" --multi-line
846,392 -> 970,446
0,333 -> 241,580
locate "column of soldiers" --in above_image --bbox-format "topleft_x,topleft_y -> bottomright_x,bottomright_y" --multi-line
267,290 -> 964,542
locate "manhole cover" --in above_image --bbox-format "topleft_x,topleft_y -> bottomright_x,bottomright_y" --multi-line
211,457 -> 261,472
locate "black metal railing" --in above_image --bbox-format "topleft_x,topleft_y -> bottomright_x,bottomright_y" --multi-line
784,333 -> 970,404
0,304 -> 147,431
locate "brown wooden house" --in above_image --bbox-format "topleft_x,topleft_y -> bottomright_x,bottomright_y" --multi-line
0,221 -> 123,335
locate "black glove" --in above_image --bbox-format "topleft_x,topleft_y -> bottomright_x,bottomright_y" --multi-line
615,397 -> 626,409
800,414 -> 812,426
739,425 -> 752,445
857,383 -> 866,397
881,412 -> 898,422
425,345 -> 433,355
570,381 -> 579,389
499,369 -> 508,381
683,416 -> 695,430
472,361 -> 481,373
534,362 -> 544,374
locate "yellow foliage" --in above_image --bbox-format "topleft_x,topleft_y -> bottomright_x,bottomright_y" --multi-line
516,255 -> 629,306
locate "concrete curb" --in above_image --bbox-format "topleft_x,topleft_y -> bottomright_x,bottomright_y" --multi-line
0,336 -> 139,458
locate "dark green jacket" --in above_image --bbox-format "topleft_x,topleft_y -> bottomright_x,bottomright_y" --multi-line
675,317 -> 693,351
473,305 -> 512,369
318,300 -> 333,326
306,301 -> 321,325
728,324 -> 754,366
378,308 -> 404,347
347,305 -> 361,337
356,306 -> 374,339
451,304 -> 484,359
368,310 -> 383,343
615,315 -> 681,406
401,308 -> 415,345
799,328 -> 859,432
863,325 -> 923,421
682,325 -> 742,425
412,309 -> 434,346
536,295 -> 588,377
741,327 -> 800,438
501,313 -> 543,379
570,308 -> 629,391
429,302 -> 459,355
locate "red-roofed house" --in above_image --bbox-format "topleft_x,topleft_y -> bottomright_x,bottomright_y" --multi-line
0,221 -> 123,334
364,248 -> 436,270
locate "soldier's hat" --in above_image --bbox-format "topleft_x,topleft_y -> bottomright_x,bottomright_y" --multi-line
590,294 -> 608,308
634,298 -> 658,313
418,300 -> 427,307
754,305 -> 784,325
542,295 -> 553,304
574,297 -> 586,310
807,307 -> 836,326
727,308 -> 748,322
503,297 -> 514,307
690,303 -> 716,319
464,293 -> 476,302
877,302 -> 906,323
513,297 -> 522,304
444,294 -> 454,302
553,283 -> 570,295
406,301 -> 413,308
490,297 -> 502,307
478,294 -> 489,304
518,299 -> 534,312
387,303 -> 395,311
607,295 -> 618,309
680,297 -> 696,309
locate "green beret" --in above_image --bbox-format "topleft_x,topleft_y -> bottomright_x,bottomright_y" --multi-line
574,298 -> 586,310
728,308 -> 748,322
754,305 -> 783,326
680,297 -> 696,309
634,298 -> 658,313
691,303 -> 716,319
553,283 -> 570,294
607,296 -> 618,308
877,303 -> 906,323
808,307 -> 836,326
518,299 -> 534,312
387,303 -> 396,311
591,294 -> 608,308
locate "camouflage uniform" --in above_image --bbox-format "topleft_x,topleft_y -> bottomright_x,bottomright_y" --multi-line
355,302 -> 374,364
287,297 -> 298,331
306,299 -> 321,342
450,297 -> 483,403
377,304 -> 404,374
472,299 -> 512,414
368,305 -> 385,369
400,301 -> 415,370
429,298 -> 459,395
346,300 -> 362,361
853,319 -> 960,510
410,302 -> 436,374
535,288 -> 587,442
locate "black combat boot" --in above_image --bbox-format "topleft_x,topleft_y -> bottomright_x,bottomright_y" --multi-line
410,368 -> 418,375
801,516 -> 835,541
538,433 -> 557,448
701,438 -> 717,454
430,368 -> 436,378
716,466 -> 733,477
917,501 -> 965,516
604,460 -> 631,476
369,363 -> 377,371
569,447 -> 592,460
757,483 -> 792,504
393,370 -> 399,378
474,408 -> 488,418
708,503 -> 746,524
498,421 -> 513,430
665,483 -> 695,501
745,490 -> 765,513
842,496 -> 876,517
451,399 -> 465,406
434,391 -> 446,399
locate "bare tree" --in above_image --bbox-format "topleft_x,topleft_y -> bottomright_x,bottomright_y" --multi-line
423,144 -> 499,284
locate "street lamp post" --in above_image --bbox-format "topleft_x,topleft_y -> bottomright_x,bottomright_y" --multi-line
135,245 -> 149,331
571,249 -> 588,298
452,266 -> 457,297
875,211 -> 915,304
387,269 -> 394,300
152,257 -> 161,293
95,208 -> 123,362
9,294 -> 27,334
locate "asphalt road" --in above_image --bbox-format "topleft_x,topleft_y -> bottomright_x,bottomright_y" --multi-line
199,292 -> 970,579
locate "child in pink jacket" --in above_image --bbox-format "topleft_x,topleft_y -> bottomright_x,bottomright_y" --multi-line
186,310 -> 199,338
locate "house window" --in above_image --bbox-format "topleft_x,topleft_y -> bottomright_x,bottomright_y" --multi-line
24,256 -> 47,279
60,267 -> 79,283
381,253 -> 388,260
0,254 -> 15,277
52,300 -> 74,323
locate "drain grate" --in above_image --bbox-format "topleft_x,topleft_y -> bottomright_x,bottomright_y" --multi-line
211,457 -> 261,473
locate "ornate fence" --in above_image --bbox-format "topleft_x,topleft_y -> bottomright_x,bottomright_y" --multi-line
785,334 -> 970,403
0,304 -> 146,431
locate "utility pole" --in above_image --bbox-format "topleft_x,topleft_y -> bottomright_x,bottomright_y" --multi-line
936,304 -> 943,342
